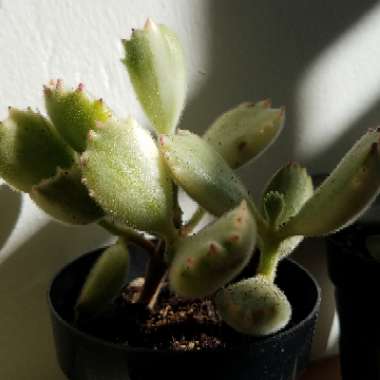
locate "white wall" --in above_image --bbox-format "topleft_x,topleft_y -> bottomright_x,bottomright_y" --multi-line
1,0 -> 380,378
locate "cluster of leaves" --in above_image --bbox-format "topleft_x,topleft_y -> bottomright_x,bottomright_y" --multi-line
1,19 -> 380,336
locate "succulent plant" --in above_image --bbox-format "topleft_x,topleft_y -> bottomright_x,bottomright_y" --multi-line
2,18 -> 380,337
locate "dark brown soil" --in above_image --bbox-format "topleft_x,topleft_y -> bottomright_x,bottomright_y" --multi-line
76,248 -> 263,351
77,279 -> 256,351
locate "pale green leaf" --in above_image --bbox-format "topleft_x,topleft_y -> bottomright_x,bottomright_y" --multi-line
44,80 -> 111,152
122,19 -> 186,134
30,164 -> 104,225
169,200 -> 256,298
215,275 -> 291,336
75,241 -> 129,319
281,130 -> 380,237
204,100 -> 285,168
159,130 -> 249,217
81,117 -> 175,238
0,108 -> 74,192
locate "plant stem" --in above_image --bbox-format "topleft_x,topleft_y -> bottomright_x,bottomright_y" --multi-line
137,240 -> 168,307
181,206 -> 205,236
98,218 -> 156,255
256,242 -> 281,282
147,271 -> 168,310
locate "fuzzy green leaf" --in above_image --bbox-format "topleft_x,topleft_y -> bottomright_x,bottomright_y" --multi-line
44,80 -> 112,152
215,275 -> 291,336
169,200 -> 256,298
75,240 -> 129,319
122,19 -> 186,134
262,163 -> 314,258
204,100 -> 285,168
0,108 -> 74,192
159,130 -> 249,217
81,117 -> 175,238
30,164 -> 104,225
262,191 -> 285,228
281,130 -> 380,237
262,162 -> 314,226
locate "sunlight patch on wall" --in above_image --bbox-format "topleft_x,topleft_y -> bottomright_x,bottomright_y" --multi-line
296,3 -> 380,162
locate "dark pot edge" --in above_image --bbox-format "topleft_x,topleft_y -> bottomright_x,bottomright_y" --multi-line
47,248 -> 321,354
326,224 -> 380,268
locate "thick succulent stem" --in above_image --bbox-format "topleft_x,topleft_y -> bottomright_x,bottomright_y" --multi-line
137,240 -> 168,307
98,218 -> 156,255
256,241 -> 281,282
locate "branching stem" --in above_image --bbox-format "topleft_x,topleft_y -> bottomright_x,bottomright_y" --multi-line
137,239 -> 168,307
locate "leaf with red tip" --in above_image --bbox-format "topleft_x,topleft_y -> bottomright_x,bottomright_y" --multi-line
204,101 -> 285,168
44,81 -> 111,152
169,200 -> 256,298
281,130 -> 380,237
0,108 -> 74,192
122,19 -> 186,134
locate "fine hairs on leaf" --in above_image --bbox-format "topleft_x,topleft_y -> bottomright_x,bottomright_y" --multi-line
1,19 -> 380,338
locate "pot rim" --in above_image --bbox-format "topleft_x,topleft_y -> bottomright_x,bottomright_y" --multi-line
48,248 -> 321,354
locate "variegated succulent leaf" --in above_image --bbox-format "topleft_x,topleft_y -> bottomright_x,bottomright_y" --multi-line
81,117 -> 176,238
159,130 -> 249,217
280,129 -> 380,237
44,80 -> 112,152
169,200 -> 256,298
204,100 -> 285,168
30,164 -> 104,225
75,240 -> 129,320
122,19 -> 186,134
0,108 -> 74,192
215,275 -> 292,336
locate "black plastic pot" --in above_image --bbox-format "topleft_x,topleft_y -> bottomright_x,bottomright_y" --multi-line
326,221 -> 380,380
49,246 -> 321,380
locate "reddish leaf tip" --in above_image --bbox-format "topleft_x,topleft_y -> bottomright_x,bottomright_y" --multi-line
76,83 -> 85,92
263,99 -> 272,108
208,242 -> 219,255
186,257 -> 194,269
228,234 -> 240,243
56,79 -> 63,90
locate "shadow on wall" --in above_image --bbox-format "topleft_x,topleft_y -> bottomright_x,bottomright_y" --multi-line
0,220 -> 111,380
306,95 -> 380,172
0,185 -> 21,251
182,0 -> 379,193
